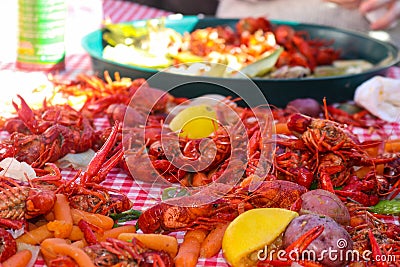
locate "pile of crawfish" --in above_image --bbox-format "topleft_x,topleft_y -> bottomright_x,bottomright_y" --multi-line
184,17 -> 340,72
0,72 -> 399,266
0,72 -> 179,266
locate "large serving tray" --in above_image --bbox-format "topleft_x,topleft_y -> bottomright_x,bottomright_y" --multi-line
82,15 -> 400,107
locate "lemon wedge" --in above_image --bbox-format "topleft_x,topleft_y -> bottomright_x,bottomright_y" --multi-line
222,208 -> 298,267
169,104 -> 218,139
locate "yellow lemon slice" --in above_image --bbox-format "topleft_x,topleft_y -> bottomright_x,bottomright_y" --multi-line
169,104 -> 218,139
222,208 -> 298,267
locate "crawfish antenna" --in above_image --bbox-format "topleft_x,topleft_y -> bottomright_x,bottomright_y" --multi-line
323,97 -> 329,120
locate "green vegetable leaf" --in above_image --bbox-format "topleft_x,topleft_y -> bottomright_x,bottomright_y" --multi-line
236,46 -> 283,78
110,209 -> 142,223
102,23 -> 149,47
162,187 -> 189,200
369,199 -> 400,215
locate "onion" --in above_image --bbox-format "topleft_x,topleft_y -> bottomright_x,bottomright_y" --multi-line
0,158 -> 36,181
286,98 -> 322,117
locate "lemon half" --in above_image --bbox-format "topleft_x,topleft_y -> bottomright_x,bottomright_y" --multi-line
222,208 -> 298,267
169,104 -> 218,139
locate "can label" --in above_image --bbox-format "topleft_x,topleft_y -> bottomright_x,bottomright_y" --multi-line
17,0 -> 66,71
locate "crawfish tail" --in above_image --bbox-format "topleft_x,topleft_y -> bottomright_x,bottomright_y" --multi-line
0,180 -> 56,220
0,184 -> 29,220
244,180 -> 308,209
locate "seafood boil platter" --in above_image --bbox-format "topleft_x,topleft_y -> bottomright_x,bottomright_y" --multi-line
82,15 -> 400,106
1,10 -> 400,267
0,70 -> 400,267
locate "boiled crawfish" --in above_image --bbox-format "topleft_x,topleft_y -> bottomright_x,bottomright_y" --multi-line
346,202 -> 400,266
54,71 -> 177,120
0,176 -> 56,263
83,238 -> 173,267
284,113 -> 397,195
274,25 -> 340,71
0,228 -> 17,263
0,176 -> 56,221
54,122 -> 133,215
1,95 -> 99,168
137,180 -> 307,233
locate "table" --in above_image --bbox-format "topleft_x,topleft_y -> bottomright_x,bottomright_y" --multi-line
0,1 -> 400,266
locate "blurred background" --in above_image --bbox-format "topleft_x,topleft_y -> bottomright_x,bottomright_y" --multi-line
127,0 -> 219,15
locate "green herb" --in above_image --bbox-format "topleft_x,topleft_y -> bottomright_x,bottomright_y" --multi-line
110,209 -> 142,223
369,199 -> 400,215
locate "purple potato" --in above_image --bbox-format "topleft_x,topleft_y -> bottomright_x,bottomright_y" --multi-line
283,214 -> 353,267
300,189 -> 350,226
286,98 -> 322,117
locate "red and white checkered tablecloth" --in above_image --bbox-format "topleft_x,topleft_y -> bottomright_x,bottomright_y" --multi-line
1,1 -> 400,266
0,0 -> 171,79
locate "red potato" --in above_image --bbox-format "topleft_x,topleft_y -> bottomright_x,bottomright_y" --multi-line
283,214 -> 353,267
286,98 -> 322,117
300,189 -> 350,226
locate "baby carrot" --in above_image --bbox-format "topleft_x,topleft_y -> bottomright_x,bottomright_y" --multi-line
118,233 -> 178,258
52,194 -> 73,238
41,238 -> 95,267
71,208 -> 114,230
16,224 -> 54,245
175,229 -> 208,267
97,225 -> 136,242
200,223 -> 229,258
2,249 -> 32,267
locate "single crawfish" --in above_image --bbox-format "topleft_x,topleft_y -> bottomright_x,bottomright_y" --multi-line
287,113 -> 360,153
0,176 -> 56,221
138,180 -> 307,233
54,121 -> 133,215
82,238 -> 173,267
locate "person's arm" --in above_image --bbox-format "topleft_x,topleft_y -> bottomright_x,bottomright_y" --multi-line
323,0 -> 362,9
359,0 -> 400,30
324,0 -> 400,29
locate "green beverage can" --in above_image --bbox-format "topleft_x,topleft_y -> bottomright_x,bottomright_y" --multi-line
17,0 -> 66,71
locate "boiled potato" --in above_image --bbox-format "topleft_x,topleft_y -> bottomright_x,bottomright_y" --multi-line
283,214 -> 353,267
300,189 -> 350,226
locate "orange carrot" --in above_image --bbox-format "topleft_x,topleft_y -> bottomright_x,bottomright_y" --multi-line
184,229 -> 208,243
47,220 -> 73,239
41,238 -> 95,267
385,139 -> 400,153
2,249 -> 32,267
71,208 -> 114,230
71,240 -> 86,249
16,224 -> 54,245
52,194 -> 73,238
68,225 -> 84,241
118,233 -> 178,258
53,194 -> 73,223
200,223 -> 229,258
175,229 -> 208,267
97,225 -> 136,242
